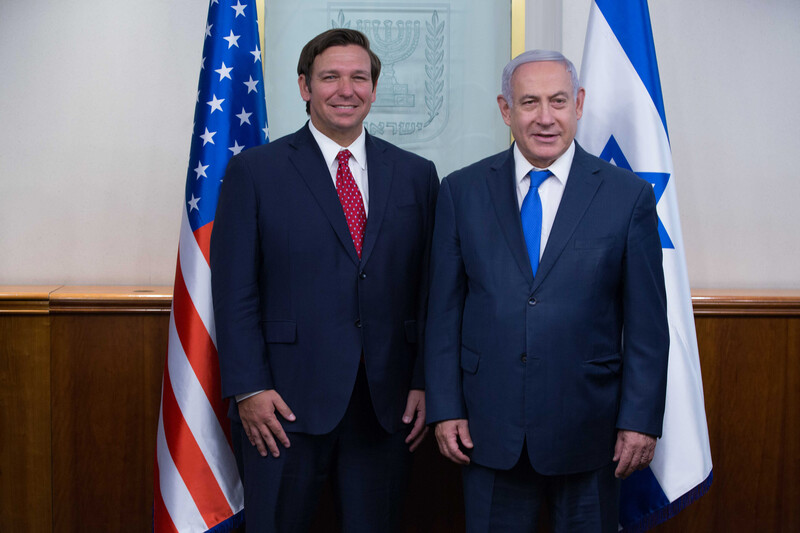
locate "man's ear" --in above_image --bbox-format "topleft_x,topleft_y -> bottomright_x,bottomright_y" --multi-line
497,95 -> 512,127
298,75 -> 311,102
575,87 -> 586,120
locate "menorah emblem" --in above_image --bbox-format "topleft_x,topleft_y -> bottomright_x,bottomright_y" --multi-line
329,6 -> 448,143
356,19 -> 421,108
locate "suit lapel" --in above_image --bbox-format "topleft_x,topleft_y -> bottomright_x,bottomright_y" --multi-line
288,124 -> 360,265
486,146 -> 535,285
360,133 -> 391,266
533,144 -> 603,291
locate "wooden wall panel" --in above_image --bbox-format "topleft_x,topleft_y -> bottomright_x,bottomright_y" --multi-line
0,287 -> 58,532
49,287 -> 169,533
650,295 -> 800,533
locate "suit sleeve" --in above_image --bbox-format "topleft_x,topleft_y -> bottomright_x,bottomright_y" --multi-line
424,177 -> 468,423
411,160 -> 440,390
617,182 -> 670,436
210,154 -> 274,399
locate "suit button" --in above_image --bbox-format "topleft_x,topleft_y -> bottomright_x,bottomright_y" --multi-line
359,271 -> 367,280
521,354 -> 527,363
354,319 -> 362,328
528,297 -> 537,306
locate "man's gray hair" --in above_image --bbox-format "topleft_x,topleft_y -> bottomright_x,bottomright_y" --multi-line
500,50 -> 580,105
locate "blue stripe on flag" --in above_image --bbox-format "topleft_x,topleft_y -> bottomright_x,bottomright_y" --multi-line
205,510 -> 245,533
621,471 -> 713,532
595,0 -> 669,138
619,467 -> 670,529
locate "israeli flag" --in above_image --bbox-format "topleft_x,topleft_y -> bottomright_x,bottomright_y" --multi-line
575,0 -> 713,530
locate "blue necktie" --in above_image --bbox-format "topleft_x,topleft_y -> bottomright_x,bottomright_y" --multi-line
520,170 -> 551,278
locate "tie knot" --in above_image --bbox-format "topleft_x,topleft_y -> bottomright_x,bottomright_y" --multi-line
528,170 -> 551,189
337,149 -> 352,165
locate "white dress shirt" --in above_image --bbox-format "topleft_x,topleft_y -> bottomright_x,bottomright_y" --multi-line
308,120 -> 369,215
514,141 -> 576,261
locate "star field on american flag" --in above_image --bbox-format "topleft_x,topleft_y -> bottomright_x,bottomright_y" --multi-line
185,0 -> 268,234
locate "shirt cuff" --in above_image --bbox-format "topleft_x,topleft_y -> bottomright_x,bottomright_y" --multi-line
235,389 -> 266,402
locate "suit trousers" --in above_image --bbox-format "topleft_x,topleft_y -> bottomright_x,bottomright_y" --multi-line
462,443 -> 620,533
233,364 -> 412,532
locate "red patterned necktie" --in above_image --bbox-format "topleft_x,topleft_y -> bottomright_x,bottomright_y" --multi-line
336,149 -> 367,258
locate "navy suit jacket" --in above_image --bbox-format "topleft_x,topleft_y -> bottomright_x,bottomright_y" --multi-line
211,123 -> 439,435
425,143 -> 669,475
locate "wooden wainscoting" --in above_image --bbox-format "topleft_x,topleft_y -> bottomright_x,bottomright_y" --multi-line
650,290 -> 800,533
49,287 -> 170,532
1,286 -> 170,533
1,287 -> 798,532
0,286 -> 58,532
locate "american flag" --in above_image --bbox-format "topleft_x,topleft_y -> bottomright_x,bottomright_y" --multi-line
155,1 -> 268,531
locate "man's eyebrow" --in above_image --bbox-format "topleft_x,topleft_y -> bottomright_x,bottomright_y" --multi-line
315,68 -> 371,76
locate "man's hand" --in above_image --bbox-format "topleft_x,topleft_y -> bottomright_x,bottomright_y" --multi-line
434,419 -> 473,465
402,389 -> 429,452
613,429 -> 657,479
237,390 -> 296,458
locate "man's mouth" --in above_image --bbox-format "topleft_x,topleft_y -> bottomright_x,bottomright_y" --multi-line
533,132 -> 559,141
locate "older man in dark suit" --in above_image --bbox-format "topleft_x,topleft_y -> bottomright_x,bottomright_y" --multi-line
425,50 -> 669,532
211,28 -> 438,532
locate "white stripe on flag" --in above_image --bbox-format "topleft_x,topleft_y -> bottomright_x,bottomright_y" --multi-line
178,209 -> 217,348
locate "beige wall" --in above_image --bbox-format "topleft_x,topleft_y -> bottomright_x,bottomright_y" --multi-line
1,0 -> 798,288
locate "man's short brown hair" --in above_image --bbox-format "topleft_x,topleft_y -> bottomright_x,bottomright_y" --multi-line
297,29 -> 382,114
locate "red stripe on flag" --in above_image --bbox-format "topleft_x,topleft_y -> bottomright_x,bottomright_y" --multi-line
162,366 -> 233,527
153,454 -> 180,533
173,256 -> 230,437
193,221 -> 214,267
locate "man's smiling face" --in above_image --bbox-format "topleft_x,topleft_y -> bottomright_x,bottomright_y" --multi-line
497,60 -> 585,168
298,44 -> 377,146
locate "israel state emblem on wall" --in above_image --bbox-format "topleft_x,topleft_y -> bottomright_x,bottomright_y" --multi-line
330,4 -> 449,145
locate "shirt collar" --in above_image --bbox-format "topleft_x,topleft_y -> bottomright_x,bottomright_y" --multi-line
513,140 -> 575,188
307,120 -> 368,171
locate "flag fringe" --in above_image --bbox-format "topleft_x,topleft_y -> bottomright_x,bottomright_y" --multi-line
621,471 -> 713,533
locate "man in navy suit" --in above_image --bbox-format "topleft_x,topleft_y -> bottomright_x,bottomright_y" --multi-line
425,50 -> 669,532
211,29 -> 438,532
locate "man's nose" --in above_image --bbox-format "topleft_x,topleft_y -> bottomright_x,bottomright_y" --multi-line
337,79 -> 355,96
536,104 -> 555,125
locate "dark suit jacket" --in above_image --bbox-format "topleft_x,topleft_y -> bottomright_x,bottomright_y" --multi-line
211,123 -> 439,435
425,143 -> 669,475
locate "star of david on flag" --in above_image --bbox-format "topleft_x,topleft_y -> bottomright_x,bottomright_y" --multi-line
154,1 -> 268,531
575,0 -> 713,531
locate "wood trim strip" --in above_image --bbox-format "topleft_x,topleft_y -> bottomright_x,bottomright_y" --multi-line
4,286 -> 800,315
0,286 -> 62,314
691,289 -> 800,316
49,286 -> 173,314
